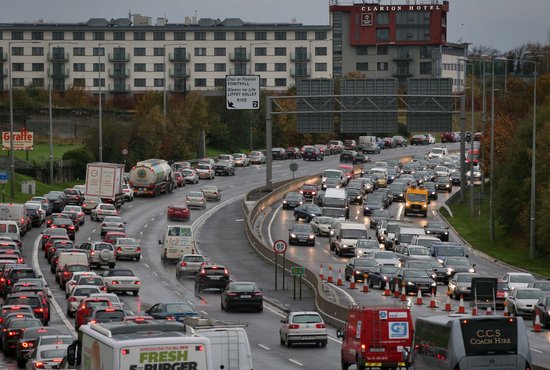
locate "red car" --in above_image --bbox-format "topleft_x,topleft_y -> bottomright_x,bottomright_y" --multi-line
167,204 -> 191,221
75,297 -> 113,330
44,235 -> 70,258
300,184 -> 318,199
338,164 -> 355,182
103,231 -> 127,245
173,172 -> 186,188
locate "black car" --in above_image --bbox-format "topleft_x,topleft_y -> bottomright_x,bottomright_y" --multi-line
436,176 -> 452,192
402,259 -> 446,283
221,281 -> 263,312
367,265 -> 400,289
195,265 -> 230,292
424,221 -> 449,241
144,302 -> 199,322
272,148 -> 287,160
44,192 -> 66,213
50,218 -> 76,240
286,147 -> 301,159
339,150 -> 356,163
533,295 -> 550,329
388,183 -> 406,202
2,265 -> 37,297
25,208 -> 41,227
424,182 -> 438,200
282,192 -> 304,210
391,268 -> 437,296
353,152 -> 369,164
363,198 -> 385,216
288,224 -> 315,246
344,258 -> 379,282
372,189 -> 392,207
369,209 -> 392,229
294,204 -> 322,222
303,147 -> 323,161
443,257 -> 476,279
214,162 -> 235,176
450,171 -> 462,185
2,318 -> 42,356
346,187 -> 364,205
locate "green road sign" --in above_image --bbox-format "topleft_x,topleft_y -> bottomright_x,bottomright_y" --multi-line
291,267 -> 305,276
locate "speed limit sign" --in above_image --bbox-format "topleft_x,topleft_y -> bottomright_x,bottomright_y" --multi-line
273,240 -> 287,254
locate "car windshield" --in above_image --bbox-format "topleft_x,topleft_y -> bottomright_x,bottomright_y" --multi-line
510,275 -> 535,283
103,217 -> 122,223
183,256 -> 205,263
78,278 -> 102,285
404,270 -> 429,278
428,222 -> 446,229
292,314 -> 322,324
374,252 -> 396,259
545,297 -> 550,306
87,301 -> 110,310
446,258 -> 470,265
39,337 -> 73,346
302,185 -> 316,191
13,270 -> 36,278
293,225 -> 312,233
40,349 -> 67,359
96,311 -> 125,320
341,229 -> 367,239
202,186 -> 217,191
409,247 -> 430,256
532,282 -> 550,290
436,247 -> 464,256
167,226 -> 192,237
111,270 -> 134,277
456,274 -> 478,283
285,192 -> 302,200
196,165 -> 210,170
315,217 -> 332,225
516,290 -> 544,299
354,259 -> 379,267
356,240 -> 379,249
165,303 -> 194,313
406,193 -> 427,202
188,192 -> 203,198
11,320 -> 41,329
323,171 -> 341,178
372,210 -> 391,218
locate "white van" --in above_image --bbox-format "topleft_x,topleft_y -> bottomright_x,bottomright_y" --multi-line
330,222 -> 368,257
159,225 -> 195,263
0,221 -> 21,245
0,203 -> 27,235
395,226 -> 426,246
56,252 -> 89,270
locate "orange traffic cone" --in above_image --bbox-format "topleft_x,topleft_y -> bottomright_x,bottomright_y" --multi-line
362,277 -> 369,293
472,305 -> 478,316
383,281 -> 391,296
319,264 -> 324,281
486,306 -> 493,316
349,274 -> 356,289
443,294 -> 452,312
393,279 -> 400,298
400,286 -> 407,301
327,267 -> 333,283
337,269 -> 343,286
429,291 -> 437,309
416,289 -> 423,305
503,302 -> 510,317
457,295 -> 466,314
532,314 -> 543,332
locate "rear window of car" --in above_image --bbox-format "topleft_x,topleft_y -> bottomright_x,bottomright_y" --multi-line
96,310 -> 125,320
292,314 -> 322,324
204,267 -> 226,275
95,244 -> 113,251
74,288 -> 99,296
183,256 -> 205,263
38,337 -> 73,346
110,270 -> 134,277
78,278 -> 102,285
10,319 -> 42,329
6,297 -> 40,307
67,265 -> 88,272
13,270 -> 36,278
40,349 -> 67,358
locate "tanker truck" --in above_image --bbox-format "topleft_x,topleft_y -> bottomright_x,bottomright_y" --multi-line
128,159 -> 175,197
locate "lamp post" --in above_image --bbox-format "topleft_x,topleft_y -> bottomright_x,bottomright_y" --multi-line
48,41 -> 76,185
8,41 -> 39,199
97,42 -> 120,163
249,42 -> 268,151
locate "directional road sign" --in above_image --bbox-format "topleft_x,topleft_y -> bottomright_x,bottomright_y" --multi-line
226,75 -> 260,110
0,171 -> 8,184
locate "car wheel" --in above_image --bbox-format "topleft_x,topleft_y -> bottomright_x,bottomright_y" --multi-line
320,341 -> 327,348
280,336 -> 285,346
258,305 -> 263,312
295,215 -> 299,221
17,357 -> 26,368
108,263 -> 116,269
133,290 -> 139,296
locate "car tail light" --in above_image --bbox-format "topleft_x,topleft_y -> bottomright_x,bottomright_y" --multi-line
63,271 -> 71,277
69,226 -> 75,230
253,292 -> 262,296
136,247 -> 141,252
101,286 -> 107,291
18,258 -> 24,263
21,341 -> 32,348
89,320 -> 97,324
116,247 -> 122,252
42,235 -> 48,239
8,331 -> 17,336
316,323 -> 326,329
228,293 -> 238,296
112,281 -> 119,285
34,308 -> 44,313
166,316 -> 175,321
180,262 -> 187,267
134,281 -> 141,285
288,324 -> 299,329
224,268 -> 229,275
33,361 -> 46,369
82,203 -> 87,207
80,304 -> 86,309
90,250 -> 95,256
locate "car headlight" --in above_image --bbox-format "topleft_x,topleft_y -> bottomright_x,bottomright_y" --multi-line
407,281 -> 414,285
431,282 -> 437,286
444,231 -> 448,234
438,259 -> 444,264
365,206 -> 370,210
447,268 -> 454,274
468,268 -> 475,273
422,204 -> 427,208
356,196 -> 361,199
431,274 -> 437,280
283,200 -> 287,204
342,245 -> 349,249
290,233 -> 296,238
426,230 -> 431,234
299,201 -> 303,205
405,202 -> 410,207
382,276 -> 388,280
308,234 -> 315,239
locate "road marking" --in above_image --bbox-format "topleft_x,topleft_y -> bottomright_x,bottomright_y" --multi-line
144,263 -> 149,268
150,217 -> 155,221
144,224 -> 148,228
92,229 -> 96,233
288,359 -> 303,366
258,344 -> 270,350
235,219 -> 245,222
159,212 -> 164,215
152,272 -> 158,277
140,231 -> 143,235
174,291 -> 182,296
267,204 -> 283,247
531,348 -> 543,353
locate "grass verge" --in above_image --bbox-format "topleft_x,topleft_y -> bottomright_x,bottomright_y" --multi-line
1,173 -> 80,204
1,143 -> 82,164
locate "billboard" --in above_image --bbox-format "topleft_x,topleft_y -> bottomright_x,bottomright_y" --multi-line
407,78 -> 454,132
296,79 -> 334,133
2,130 -> 34,150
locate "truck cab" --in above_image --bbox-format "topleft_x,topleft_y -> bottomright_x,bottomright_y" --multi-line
404,185 -> 429,217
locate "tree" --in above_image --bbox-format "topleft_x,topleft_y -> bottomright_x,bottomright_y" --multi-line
62,148 -> 94,179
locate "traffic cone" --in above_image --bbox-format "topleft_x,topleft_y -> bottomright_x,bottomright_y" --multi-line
393,279 -> 400,298
457,295 -> 465,314
383,281 -> 391,296
429,291 -> 437,309
416,290 -> 423,305
486,306 -> 492,316
472,305 -> 478,316
400,286 -> 407,301
349,274 -> 356,289
443,295 -> 452,312
337,269 -> 343,286
532,314 -> 543,332
319,264 -> 324,281
327,268 -> 333,283
362,278 -> 369,293
503,302 -> 510,317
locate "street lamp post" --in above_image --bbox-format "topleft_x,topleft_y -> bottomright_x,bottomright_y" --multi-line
469,62 -> 475,217
249,42 -> 268,151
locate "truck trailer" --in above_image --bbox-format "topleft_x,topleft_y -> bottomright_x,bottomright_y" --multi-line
129,159 -> 174,197
85,162 -> 125,208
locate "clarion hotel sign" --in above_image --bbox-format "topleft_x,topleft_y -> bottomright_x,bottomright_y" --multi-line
359,4 -> 443,12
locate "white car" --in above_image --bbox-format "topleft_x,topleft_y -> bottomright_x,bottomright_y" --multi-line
233,153 -> 250,167
434,166 -> 450,178
372,251 -> 401,267
248,151 -> 266,164
66,285 -> 102,317
279,311 -> 327,347
186,191 -> 207,209
506,287 -> 544,316
502,272 -> 535,290
25,343 -> 70,370
63,205 -> 85,225
123,184 -> 134,201
181,169 -> 199,184
64,271 -> 98,297
355,239 -> 382,257
102,269 -> 141,295
91,203 -> 118,221
309,216 -> 333,236
424,134 -> 436,144
195,164 -> 215,180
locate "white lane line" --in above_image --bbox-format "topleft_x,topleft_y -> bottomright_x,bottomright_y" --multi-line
531,348 -> 543,354
32,236 -> 76,337
92,229 -> 96,233
139,231 -> 143,235
267,204 -> 283,247
150,217 -> 155,221
235,219 -> 245,222
144,224 -> 148,228
174,291 -> 182,296
258,344 -> 270,350
288,359 -> 303,366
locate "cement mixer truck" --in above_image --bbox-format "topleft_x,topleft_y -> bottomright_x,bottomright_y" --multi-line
128,159 -> 175,197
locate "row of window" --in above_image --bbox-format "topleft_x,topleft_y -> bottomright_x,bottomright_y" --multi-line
442,63 -> 464,71
1,30 -> 328,42
355,45 -> 436,59
355,61 -> 433,74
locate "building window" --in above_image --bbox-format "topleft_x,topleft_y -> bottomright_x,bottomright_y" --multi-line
32,47 -> 44,56
73,63 -> 85,72
11,31 -> 24,40
420,46 -> 432,59
356,47 -> 368,56
92,47 -> 105,57
194,78 -> 207,87
134,63 -> 146,72
113,31 -> 125,41
92,32 -> 105,41
315,31 -> 327,40
274,31 -> 286,40
214,63 -> 226,72
31,31 -> 44,40
73,78 -> 85,87
194,32 -> 206,41
195,63 -> 207,72
153,31 -> 165,41
315,47 -> 327,56
295,31 -> 307,40
377,45 -> 388,55
255,63 -> 267,72
134,78 -> 146,87
255,32 -> 267,40
93,63 -> 105,72
93,78 -> 105,87
377,12 -> 389,25
32,78 -> 44,87
274,78 -> 286,87
11,47 -> 24,56
154,78 -> 164,87
52,31 -> 64,40
73,47 -> 85,56
12,63 -> 24,72
134,31 -> 146,41
31,63 -> 43,72
420,61 -> 432,75
214,78 -> 225,87
255,47 -> 267,56
274,63 -> 286,72
154,63 -> 165,72
174,31 -> 186,40
73,31 -> 85,41
260,78 -> 267,87
154,48 -> 165,56
12,78 -> 25,87
377,62 -> 388,71
376,29 -> 389,42
194,48 -> 206,56
214,31 -> 226,41
234,31 -> 246,41
356,62 -> 368,71
234,62 -> 248,75
214,48 -> 226,56
134,48 -> 146,57
315,63 -> 327,72
274,47 -> 286,56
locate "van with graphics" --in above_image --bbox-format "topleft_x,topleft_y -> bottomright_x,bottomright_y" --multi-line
159,225 -> 196,263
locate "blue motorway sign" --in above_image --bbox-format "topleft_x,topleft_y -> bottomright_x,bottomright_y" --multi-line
0,171 -> 8,184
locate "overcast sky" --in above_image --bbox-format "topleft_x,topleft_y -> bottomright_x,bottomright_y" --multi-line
2,0 -> 548,52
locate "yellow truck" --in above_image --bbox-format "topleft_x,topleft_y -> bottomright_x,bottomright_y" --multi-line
404,185 -> 429,217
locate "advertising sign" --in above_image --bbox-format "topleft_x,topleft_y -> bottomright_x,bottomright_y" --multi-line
388,322 -> 409,339
2,130 -> 34,150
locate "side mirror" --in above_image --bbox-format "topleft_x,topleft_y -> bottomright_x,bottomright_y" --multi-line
158,240 -> 162,245
336,328 -> 344,338
472,264 -> 476,267
465,254 -> 469,258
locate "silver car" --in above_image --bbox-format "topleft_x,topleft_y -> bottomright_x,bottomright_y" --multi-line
91,203 -> 118,221
248,151 -> 266,164
186,191 -> 207,209
82,196 -> 102,214
100,216 -> 126,236
506,287 -> 544,316
309,216 -> 333,236
66,285 -> 102,317
175,254 -> 207,279
113,238 -> 141,261
63,205 -> 85,225
181,169 -> 199,184
201,185 -> 221,201
233,153 -> 250,167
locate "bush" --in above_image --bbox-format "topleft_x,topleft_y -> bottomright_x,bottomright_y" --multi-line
62,148 -> 94,179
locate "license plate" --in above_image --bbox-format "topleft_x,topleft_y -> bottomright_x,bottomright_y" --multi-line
209,276 -> 221,280
124,248 -> 134,251
301,336 -> 315,340
299,238 -> 307,242
240,295 -> 251,298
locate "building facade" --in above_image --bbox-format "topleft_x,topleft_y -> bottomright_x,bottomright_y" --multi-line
330,1 -> 468,92
0,16 -> 332,95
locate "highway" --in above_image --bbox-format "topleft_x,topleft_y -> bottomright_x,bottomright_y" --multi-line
5,141 -> 549,369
